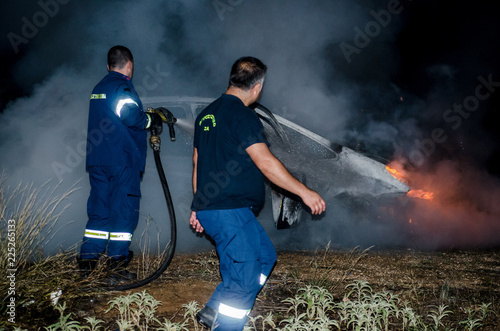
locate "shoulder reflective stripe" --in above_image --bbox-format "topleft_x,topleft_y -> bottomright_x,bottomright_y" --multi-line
259,273 -> 267,286
90,93 -> 106,99
115,98 -> 139,118
218,303 -> 250,319
84,229 -> 109,239
109,232 -> 133,241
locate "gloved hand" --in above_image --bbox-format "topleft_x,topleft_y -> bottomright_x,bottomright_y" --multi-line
146,111 -> 163,135
148,107 -> 169,122
146,107 -> 177,141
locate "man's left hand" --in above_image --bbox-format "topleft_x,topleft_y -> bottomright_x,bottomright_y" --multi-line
190,211 -> 204,233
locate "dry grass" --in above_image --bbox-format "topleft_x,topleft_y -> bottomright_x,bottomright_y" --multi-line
2,246 -> 499,329
1,174 -> 499,330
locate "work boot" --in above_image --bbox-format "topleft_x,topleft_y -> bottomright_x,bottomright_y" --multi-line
196,305 -> 217,330
76,256 -> 99,278
106,255 -> 137,285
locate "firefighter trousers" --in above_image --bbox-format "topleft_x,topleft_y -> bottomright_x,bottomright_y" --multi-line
197,207 -> 277,331
80,165 -> 141,261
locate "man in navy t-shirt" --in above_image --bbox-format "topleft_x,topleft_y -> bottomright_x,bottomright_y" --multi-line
190,57 -> 326,331
191,93 -> 267,212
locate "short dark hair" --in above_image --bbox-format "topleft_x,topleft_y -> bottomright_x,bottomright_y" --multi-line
107,45 -> 134,70
229,57 -> 267,91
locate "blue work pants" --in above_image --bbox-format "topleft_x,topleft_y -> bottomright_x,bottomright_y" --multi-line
80,165 -> 141,260
197,207 -> 277,331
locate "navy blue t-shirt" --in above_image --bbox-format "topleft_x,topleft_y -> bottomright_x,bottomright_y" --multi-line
191,94 -> 269,212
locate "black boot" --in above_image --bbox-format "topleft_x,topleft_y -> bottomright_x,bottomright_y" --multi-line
76,256 -> 99,278
196,305 -> 217,329
106,253 -> 137,284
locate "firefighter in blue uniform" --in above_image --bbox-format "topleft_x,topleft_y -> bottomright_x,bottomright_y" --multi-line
190,57 -> 326,330
78,45 -> 162,280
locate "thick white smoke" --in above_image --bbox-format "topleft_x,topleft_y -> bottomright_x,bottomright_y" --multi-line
1,0 -> 499,253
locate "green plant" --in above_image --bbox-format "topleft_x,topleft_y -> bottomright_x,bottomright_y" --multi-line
156,318 -> 189,331
245,311 -> 276,330
44,302 -> 82,331
458,303 -> 495,331
336,281 -> 404,331
439,281 -> 450,303
107,290 -> 161,330
81,317 -> 105,331
427,304 -> 452,330
181,301 -> 200,331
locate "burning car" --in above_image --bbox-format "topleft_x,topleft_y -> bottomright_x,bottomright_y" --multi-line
142,96 -> 410,228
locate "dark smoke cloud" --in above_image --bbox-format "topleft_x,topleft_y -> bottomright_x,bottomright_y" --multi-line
1,0 -> 499,253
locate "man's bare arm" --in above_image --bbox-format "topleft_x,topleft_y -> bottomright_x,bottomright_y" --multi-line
246,143 -> 326,215
192,148 -> 198,194
190,148 -> 204,233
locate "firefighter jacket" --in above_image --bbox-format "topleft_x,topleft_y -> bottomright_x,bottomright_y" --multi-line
85,71 -> 148,172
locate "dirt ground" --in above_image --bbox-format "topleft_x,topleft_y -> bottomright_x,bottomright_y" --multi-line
63,247 -> 500,330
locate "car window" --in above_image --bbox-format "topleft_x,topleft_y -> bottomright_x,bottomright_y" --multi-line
164,106 -> 189,120
193,105 -> 207,117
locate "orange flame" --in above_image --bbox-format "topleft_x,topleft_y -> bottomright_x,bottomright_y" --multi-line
408,189 -> 434,200
386,163 -> 434,200
385,165 -> 408,184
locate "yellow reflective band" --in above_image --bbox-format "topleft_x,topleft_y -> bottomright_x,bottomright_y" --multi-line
218,303 -> 250,319
109,232 -> 133,241
90,93 -> 106,99
115,98 -> 139,118
84,229 -> 109,240
259,273 -> 267,286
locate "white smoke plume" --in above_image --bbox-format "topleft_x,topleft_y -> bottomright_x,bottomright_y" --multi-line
1,0 -> 499,253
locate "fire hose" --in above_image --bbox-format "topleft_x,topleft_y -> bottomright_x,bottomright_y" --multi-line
99,107 -> 178,292
89,103 -> 281,291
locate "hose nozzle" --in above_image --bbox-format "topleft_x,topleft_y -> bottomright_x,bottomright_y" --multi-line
147,107 -> 177,141
150,135 -> 161,152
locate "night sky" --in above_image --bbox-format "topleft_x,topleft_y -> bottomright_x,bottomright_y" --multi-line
1,0 -> 499,250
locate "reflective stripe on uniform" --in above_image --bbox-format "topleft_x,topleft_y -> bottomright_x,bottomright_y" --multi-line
109,232 -> 133,241
90,93 -> 106,99
115,98 -> 139,118
259,273 -> 267,286
218,303 -> 250,319
84,229 -> 109,240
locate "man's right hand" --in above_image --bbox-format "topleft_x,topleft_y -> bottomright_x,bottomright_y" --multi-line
146,112 -> 163,135
247,142 -> 326,216
300,189 -> 326,215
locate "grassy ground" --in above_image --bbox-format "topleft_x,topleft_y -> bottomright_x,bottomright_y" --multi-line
2,247 -> 498,330
1,178 -> 498,329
